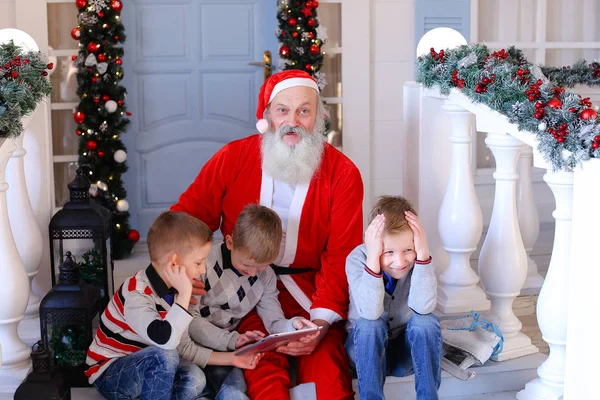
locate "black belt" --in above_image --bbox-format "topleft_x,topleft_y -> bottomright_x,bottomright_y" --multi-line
270,264 -> 313,275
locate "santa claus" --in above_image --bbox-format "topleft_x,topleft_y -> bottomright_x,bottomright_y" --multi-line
172,69 -> 363,399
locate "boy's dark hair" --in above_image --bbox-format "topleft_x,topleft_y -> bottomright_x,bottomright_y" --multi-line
368,196 -> 416,235
232,204 -> 283,264
147,211 -> 213,262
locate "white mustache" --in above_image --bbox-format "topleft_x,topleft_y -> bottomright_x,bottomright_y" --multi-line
278,125 -> 308,138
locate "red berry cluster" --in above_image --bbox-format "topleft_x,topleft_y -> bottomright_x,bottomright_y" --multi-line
525,79 -> 544,101
592,135 -> 600,150
513,67 -> 531,84
547,123 -> 569,143
534,101 -> 546,119
492,49 -> 508,60
580,96 -> 592,108
594,68 -> 600,78
430,48 -> 445,63
475,74 -> 495,93
0,55 -> 52,79
451,70 -> 465,88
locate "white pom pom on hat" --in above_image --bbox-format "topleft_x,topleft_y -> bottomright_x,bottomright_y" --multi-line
255,70 -> 319,134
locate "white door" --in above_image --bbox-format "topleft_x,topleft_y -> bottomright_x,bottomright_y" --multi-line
121,0 -> 277,237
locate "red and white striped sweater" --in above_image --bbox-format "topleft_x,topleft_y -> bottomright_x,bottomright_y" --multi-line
85,265 -> 193,383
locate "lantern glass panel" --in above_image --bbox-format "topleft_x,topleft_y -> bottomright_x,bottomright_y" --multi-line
45,311 -> 88,368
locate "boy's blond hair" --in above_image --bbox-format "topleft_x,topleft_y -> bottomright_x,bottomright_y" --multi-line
232,204 -> 282,264
147,211 -> 213,263
368,196 -> 416,235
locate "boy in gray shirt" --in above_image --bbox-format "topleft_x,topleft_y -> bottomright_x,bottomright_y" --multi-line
345,196 -> 442,400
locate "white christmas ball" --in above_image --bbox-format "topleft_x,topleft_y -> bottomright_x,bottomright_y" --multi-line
116,199 -> 129,212
89,184 -> 99,197
114,149 -> 127,163
97,181 -> 108,191
105,100 -> 118,113
538,122 -> 547,131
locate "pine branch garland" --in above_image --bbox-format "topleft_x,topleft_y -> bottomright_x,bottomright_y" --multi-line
417,44 -> 600,170
0,41 -> 52,138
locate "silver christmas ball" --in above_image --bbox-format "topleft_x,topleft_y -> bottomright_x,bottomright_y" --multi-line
116,199 -> 129,212
105,100 -> 118,113
114,149 -> 127,163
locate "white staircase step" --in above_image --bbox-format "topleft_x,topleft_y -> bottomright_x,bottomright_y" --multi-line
356,353 -> 546,400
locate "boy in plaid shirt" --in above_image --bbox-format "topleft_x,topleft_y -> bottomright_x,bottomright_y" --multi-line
187,204 -> 316,400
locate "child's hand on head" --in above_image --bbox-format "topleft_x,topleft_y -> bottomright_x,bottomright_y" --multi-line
235,330 -> 265,349
365,214 -> 385,257
404,211 -> 430,261
164,263 -> 192,296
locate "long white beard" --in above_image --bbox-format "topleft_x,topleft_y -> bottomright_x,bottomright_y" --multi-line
261,125 -> 325,184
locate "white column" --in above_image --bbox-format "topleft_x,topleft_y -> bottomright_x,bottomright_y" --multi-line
6,117 -> 43,318
564,158 -> 600,400
518,170 -> 573,400
0,138 -> 32,372
478,132 -> 538,361
518,144 -> 544,294
436,102 -> 490,313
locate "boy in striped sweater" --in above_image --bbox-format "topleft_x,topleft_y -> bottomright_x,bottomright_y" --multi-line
85,212 -> 261,400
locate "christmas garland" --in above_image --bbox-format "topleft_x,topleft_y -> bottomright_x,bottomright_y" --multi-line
0,41 -> 52,138
417,44 -> 600,170
277,0 -> 327,88
72,0 -> 139,259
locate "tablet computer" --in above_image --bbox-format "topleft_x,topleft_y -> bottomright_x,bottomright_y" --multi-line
234,326 -> 323,356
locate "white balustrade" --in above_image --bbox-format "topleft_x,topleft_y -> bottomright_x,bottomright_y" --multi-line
518,170 -> 573,400
478,133 -> 538,361
517,144 -> 544,294
436,102 -> 490,313
0,138 -> 32,373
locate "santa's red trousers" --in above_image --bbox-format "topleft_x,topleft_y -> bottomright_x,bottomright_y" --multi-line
237,281 -> 355,400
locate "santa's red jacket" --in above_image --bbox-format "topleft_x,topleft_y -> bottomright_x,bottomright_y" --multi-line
171,134 -> 364,322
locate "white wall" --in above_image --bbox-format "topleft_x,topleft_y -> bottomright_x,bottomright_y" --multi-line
0,0 -> 55,296
370,0 -> 415,201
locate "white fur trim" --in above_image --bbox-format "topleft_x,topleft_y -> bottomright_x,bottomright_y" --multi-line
310,308 -> 343,325
256,119 -> 269,134
269,77 -> 319,103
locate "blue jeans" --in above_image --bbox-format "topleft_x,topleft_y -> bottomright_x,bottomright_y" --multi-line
199,366 -> 248,400
94,346 -> 206,400
345,313 -> 443,400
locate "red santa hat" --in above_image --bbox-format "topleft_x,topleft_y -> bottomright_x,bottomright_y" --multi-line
255,70 -> 319,134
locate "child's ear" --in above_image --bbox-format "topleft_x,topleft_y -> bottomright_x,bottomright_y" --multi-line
225,235 -> 233,251
170,253 -> 178,268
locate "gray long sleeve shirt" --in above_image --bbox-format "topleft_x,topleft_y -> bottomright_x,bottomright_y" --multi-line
345,244 -> 437,338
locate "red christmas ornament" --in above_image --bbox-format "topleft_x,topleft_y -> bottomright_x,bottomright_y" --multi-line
102,95 -> 110,102
72,55 -> 77,61
42,71 -> 48,76
98,11 -> 105,18
592,142 -> 599,149
114,35 -> 120,41
110,0 -> 123,12
74,111 -> 85,124
47,63 -> 53,70
91,76 -> 98,83
301,7 -> 313,18
71,27 -> 81,40
86,140 -> 98,151
98,54 -> 107,62
93,96 -> 100,103
307,18 -> 316,27
87,68 -> 93,73
306,1 -> 314,7
580,108 -> 598,120
279,45 -> 291,57
127,230 -> 141,243
126,111 -> 132,116
292,32 -> 298,38
87,42 -> 100,53
313,0 -> 319,7
117,100 -> 124,106
309,32 -> 315,39
76,0 -> 87,9
115,58 -> 123,65
547,98 -> 562,109
76,129 -> 83,136
305,63 -> 313,71
287,17 -> 297,27
309,44 -> 320,55
98,151 -> 105,158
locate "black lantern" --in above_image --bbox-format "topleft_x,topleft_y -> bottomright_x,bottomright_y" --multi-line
39,252 -> 100,387
49,168 -> 114,310
14,340 -> 71,400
